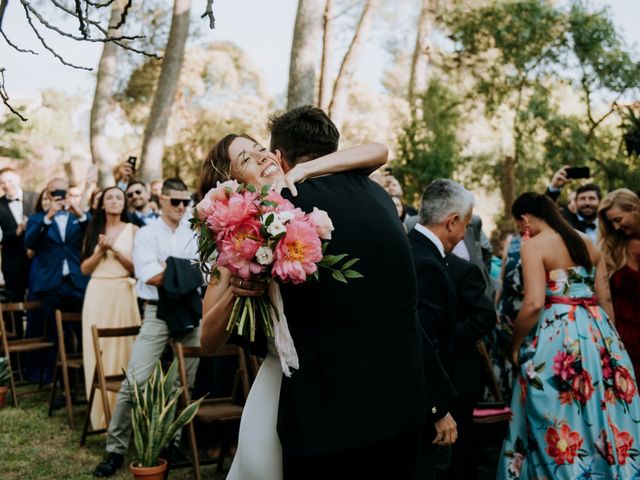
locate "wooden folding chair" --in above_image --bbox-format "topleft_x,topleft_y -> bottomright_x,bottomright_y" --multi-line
48,310 -> 84,428
473,340 -> 511,425
80,324 -> 140,445
175,343 -> 250,480
0,301 -> 54,407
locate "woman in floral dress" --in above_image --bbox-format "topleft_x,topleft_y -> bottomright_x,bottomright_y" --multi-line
498,192 -> 640,480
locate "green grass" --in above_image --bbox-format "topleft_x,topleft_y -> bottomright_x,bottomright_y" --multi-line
0,387 -> 223,479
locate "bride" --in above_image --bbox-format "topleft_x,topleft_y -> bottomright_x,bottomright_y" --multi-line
197,133 -> 387,480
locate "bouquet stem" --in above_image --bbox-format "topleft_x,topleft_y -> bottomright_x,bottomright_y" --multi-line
226,295 -> 273,342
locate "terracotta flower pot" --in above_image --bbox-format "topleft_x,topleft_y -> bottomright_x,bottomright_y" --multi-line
129,458 -> 168,480
0,385 -> 8,409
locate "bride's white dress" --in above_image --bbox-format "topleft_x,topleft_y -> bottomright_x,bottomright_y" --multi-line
226,344 -> 283,480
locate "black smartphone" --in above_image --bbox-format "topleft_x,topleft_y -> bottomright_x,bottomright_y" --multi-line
50,189 -> 67,199
565,166 -> 590,179
127,156 -> 137,172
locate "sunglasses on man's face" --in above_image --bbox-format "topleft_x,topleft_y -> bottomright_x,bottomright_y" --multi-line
168,198 -> 190,207
127,189 -> 144,198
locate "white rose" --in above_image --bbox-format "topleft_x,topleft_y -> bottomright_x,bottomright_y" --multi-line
278,210 -> 296,222
256,246 -> 274,266
267,220 -> 286,237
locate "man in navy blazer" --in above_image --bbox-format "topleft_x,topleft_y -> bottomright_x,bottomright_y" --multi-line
25,178 -> 89,354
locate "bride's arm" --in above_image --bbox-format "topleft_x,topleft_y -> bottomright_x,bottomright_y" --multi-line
284,143 -> 388,185
201,268 -> 236,354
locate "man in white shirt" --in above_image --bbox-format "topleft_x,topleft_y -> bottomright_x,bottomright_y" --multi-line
0,167 -> 37,303
94,178 -> 201,478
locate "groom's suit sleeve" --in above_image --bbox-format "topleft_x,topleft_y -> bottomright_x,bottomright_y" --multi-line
420,326 -> 456,422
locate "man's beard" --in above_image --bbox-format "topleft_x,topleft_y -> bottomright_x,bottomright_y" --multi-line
578,206 -> 597,222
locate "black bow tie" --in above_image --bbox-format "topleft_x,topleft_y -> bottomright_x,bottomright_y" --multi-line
7,197 -> 20,203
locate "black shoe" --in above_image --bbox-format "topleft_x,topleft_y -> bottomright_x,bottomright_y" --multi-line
93,452 -> 124,477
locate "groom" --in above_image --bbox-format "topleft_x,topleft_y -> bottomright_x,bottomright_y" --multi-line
263,106 -> 454,479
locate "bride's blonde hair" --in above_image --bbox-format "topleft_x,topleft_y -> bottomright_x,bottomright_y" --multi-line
598,188 -> 640,277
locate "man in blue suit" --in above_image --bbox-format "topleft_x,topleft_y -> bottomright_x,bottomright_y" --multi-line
25,178 -> 89,375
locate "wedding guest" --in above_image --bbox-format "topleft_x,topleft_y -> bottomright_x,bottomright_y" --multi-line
0,167 -> 38,303
444,253 -> 496,480
125,181 -> 158,227
92,178 -> 200,478
498,192 -> 640,479
24,178 -> 89,376
451,215 -> 495,299
409,179 -> 474,477
80,186 -> 140,431
89,189 -> 103,216
598,188 -> 640,376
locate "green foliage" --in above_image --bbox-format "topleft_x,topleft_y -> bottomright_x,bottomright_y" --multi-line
393,79 -> 463,204
0,357 -> 10,387
129,360 -> 202,468
621,107 -> 640,158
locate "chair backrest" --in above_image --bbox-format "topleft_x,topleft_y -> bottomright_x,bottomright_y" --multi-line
0,301 -> 44,354
54,310 -> 83,367
91,324 -> 141,383
476,340 -> 504,403
175,343 -> 251,405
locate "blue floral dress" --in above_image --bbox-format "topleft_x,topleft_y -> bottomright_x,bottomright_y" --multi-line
497,266 -> 640,479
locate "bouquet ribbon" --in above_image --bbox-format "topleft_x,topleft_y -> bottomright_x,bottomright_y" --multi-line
268,282 -> 299,377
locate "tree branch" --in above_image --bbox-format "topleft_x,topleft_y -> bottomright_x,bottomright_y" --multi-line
201,0 -> 215,29
110,0 -> 132,30
0,68 -> 28,121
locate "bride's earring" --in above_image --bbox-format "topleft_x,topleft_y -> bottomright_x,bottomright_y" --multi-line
523,225 -> 531,241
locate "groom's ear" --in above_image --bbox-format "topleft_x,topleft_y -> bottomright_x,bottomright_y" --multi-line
274,149 -> 291,173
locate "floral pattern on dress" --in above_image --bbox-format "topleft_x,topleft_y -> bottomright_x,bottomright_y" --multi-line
498,266 -> 640,479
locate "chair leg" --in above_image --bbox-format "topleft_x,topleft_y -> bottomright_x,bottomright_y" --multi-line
60,360 -> 75,429
187,421 -> 201,480
80,384 -> 97,446
48,365 -> 59,417
8,356 -> 18,408
218,422 -> 229,473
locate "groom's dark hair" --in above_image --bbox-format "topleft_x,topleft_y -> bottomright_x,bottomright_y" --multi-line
268,105 -> 339,166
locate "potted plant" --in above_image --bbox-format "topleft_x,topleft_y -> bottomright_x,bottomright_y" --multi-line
129,360 -> 202,480
0,356 -> 10,409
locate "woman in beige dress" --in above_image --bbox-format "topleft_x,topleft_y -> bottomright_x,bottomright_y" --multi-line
80,186 -> 141,429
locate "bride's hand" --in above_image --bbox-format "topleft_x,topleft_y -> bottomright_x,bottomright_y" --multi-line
229,275 -> 269,297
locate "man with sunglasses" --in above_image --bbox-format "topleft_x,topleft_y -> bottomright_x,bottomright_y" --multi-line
125,181 -> 158,227
93,178 -> 200,477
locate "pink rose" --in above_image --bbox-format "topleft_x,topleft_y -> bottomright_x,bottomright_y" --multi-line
272,218 -> 323,284
308,207 -> 334,240
209,180 -> 241,201
217,219 -> 265,278
195,195 -> 213,220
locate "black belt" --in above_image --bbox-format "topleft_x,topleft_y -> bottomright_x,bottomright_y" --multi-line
142,299 -> 159,306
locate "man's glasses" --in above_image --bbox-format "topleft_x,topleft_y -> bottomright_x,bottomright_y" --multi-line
127,189 -> 144,198
169,198 -> 190,207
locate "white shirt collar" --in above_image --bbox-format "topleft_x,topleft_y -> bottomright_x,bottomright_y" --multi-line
414,223 -> 445,258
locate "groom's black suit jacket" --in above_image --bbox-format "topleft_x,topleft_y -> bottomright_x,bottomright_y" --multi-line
278,172 -> 451,456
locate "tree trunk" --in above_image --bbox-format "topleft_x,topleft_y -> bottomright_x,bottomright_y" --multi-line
139,0 -> 192,183
317,0 -> 333,111
408,0 -> 432,121
328,0 -> 379,130
287,0 -> 324,110
89,0 -> 127,187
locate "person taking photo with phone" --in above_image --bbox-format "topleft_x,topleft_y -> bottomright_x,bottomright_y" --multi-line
24,177 -> 90,379
545,165 -> 601,243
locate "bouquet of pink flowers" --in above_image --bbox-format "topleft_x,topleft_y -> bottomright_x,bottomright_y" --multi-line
192,180 -> 361,375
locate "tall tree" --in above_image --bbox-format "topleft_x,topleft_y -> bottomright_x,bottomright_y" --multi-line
287,0 -> 324,109
408,0 -> 432,122
90,0 -> 128,187
317,0 -> 333,110
328,0 -> 379,129
140,0 -> 192,182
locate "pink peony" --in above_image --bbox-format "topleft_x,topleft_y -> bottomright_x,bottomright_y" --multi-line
552,350 -> 577,382
206,190 -> 259,236
217,219 -> 265,278
308,207 -> 334,240
209,180 -> 241,201
264,190 -> 296,213
272,218 -> 323,284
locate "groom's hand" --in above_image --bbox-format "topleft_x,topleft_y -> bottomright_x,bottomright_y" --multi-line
229,276 -> 269,297
433,413 -> 457,446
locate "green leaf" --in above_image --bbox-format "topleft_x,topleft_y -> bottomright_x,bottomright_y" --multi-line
341,257 -> 360,270
261,184 -> 271,196
530,377 -> 544,391
264,213 -> 275,227
332,270 -> 347,283
343,270 -> 364,279
246,183 -> 256,193
321,253 -> 348,266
